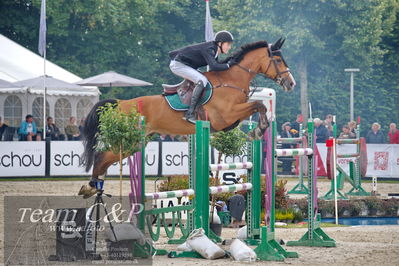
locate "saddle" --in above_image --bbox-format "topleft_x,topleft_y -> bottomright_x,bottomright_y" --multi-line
162,79 -> 213,110
162,80 -> 196,105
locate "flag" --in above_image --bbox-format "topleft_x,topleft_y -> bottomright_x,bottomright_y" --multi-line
205,0 -> 214,41
38,0 -> 46,56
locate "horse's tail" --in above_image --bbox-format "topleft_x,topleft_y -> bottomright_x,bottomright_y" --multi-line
81,99 -> 117,172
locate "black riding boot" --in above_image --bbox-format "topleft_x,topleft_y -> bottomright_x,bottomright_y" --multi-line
184,81 -> 205,124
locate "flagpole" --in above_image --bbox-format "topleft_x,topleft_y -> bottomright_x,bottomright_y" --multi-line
43,48 -> 47,140
205,0 -> 214,72
39,0 -> 47,140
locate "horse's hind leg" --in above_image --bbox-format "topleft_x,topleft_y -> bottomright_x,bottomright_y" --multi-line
79,151 -> 120,198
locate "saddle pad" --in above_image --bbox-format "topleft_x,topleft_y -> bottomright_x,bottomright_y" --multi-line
164,82 -> 213,111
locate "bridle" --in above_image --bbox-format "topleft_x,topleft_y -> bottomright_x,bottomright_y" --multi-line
215,46 -> 292,98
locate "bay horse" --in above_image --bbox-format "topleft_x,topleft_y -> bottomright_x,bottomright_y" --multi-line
79,38 -> 295,198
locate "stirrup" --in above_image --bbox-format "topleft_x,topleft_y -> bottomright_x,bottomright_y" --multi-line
183,112 -> 196,124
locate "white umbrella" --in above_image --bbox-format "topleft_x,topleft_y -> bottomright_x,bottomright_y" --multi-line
75,71 -> 152,87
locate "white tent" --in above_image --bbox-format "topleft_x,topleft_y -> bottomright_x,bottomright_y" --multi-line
0,34 -> 100,131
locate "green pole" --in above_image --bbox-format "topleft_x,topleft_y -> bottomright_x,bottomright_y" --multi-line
194,121 -> 210,234
271,120 -> 277,232
246,139 -> 261,244
287,120 -> 336,247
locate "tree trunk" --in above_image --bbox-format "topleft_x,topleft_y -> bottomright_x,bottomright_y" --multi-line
299,58 -> 309,124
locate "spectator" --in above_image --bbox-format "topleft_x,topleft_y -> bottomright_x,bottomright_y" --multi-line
314,118 -> 329,143
0,116 -> 9,140
79,117 -> 85,137
65,116 -> 80,140
338,125 -> 356,139
46,117 -> 65,140
348,121 -> 357,135
324,114 -> 334,136
280,122 -> 294,175
388,123 -> 399,144
19,114 -> 41,141
366,123 -> 385,144
291,114 -> 303,137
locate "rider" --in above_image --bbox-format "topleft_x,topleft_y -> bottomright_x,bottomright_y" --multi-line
169,30 -> 237,123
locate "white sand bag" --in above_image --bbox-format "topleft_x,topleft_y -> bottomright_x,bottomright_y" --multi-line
210,206 -> 221,224
177,241 -> 193,251
229,239 -> 257,262
237,225 -> 247,239
186,228 -> 225,259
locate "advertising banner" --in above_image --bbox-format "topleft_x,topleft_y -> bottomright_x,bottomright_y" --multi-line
50,141 -> 88,176
1,141 -> 398,178
0,142 -> 45,176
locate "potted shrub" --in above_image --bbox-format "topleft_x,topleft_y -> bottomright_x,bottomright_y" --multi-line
293,209 -> 304,223
318,200 -> 335,218
275,179 -> 289,210
337,200 -> 352,217
364,197 -> 383,216
288,198 -> 308,218
382,198 -> 399,216
348,199 -> 363,216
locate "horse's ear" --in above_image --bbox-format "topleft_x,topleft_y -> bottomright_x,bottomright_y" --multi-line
272,38 -> 282,51
280,38 -> 286,48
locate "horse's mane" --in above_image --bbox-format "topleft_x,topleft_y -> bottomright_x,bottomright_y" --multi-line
220,40 -> 268,64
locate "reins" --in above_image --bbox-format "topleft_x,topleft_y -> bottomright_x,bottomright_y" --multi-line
213,49 -> 292,99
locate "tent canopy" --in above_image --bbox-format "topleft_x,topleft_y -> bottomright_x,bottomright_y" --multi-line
0,34 -> 100,97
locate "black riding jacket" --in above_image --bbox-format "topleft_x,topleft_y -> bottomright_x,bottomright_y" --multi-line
169,41 -> 230,71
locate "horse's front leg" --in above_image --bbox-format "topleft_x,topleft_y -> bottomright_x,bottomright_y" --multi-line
227,101 -> 268,139
246,101 -> 268,140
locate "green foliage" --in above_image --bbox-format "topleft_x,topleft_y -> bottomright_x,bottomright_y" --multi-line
210,127 -> 247,157
275,209 -> 294,221
158,175 -> 189,192
292,209 -> 304,223
95,102 -> 146,155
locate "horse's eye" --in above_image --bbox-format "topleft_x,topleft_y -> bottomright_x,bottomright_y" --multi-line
276,59 -> 282,63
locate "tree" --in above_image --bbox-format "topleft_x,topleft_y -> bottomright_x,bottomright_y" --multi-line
95,102 -> 147,199
215,0 -> 398,126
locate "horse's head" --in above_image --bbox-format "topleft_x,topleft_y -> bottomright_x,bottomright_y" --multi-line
260,38 -> 296,91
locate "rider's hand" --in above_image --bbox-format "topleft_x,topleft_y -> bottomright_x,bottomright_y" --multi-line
227,58 -> 239,67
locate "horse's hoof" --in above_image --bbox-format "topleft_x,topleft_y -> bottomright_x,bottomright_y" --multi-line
256,128 -> 263,139
78,185 -> 97,199
248,131 -> 255,141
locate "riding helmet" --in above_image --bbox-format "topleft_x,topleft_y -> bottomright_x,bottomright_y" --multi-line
215,31 -> 234,43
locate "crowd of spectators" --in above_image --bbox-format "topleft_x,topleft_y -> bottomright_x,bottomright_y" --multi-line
0,114 -> 86,141
279,114 -> 399,145
277,114 -> 399,175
